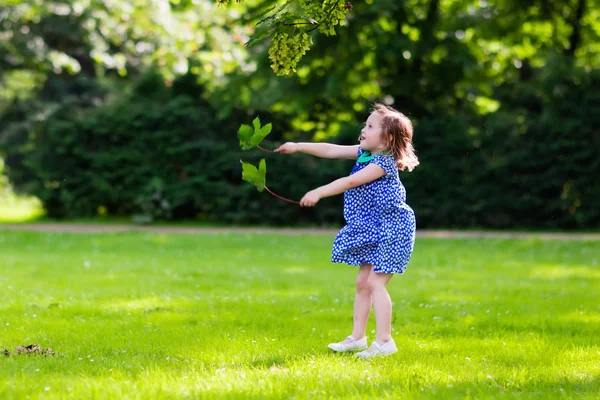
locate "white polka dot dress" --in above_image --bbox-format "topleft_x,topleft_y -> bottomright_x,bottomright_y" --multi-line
331,148 -> 416,274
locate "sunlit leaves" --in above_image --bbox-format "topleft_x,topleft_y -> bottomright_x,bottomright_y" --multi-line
235,0 -> 351,75
268,30 -> 312,75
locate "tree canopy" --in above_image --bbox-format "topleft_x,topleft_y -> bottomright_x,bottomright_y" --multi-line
1,0 -> 598,228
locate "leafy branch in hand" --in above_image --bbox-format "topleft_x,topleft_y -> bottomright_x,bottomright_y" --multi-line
238,117 -> 300,204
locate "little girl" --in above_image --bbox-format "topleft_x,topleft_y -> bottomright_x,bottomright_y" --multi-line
275,103 -> 419,359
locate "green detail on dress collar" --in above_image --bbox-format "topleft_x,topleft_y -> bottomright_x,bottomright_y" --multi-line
357,150 -> 392,163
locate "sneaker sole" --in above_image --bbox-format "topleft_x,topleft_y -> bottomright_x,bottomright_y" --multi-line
356,348 -> 398,359
327,344 -> 368,352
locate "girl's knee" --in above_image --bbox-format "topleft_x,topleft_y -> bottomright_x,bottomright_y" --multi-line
366,279 -> 380,292
366,275 -> 389,292
356,274 -> 370,293
356,263 -> 373,293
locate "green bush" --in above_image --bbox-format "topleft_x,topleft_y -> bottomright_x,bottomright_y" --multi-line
402,61 -> 600,229
0,71 -> 352,225
1,65 -> 598,229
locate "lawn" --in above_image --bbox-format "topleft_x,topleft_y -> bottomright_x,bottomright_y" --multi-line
0,230 -> 599,399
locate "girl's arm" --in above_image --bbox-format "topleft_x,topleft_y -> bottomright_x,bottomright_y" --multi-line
300,164 -> 386,207
274,142 -> 359,160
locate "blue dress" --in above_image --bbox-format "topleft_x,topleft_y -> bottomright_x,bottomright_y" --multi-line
331,148 -> 416,274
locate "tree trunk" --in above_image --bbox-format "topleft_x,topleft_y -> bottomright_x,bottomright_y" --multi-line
565,0 -> 586,57
411,0 -> 440,75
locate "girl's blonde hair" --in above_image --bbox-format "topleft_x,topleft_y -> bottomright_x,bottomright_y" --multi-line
372,103 -> 419,172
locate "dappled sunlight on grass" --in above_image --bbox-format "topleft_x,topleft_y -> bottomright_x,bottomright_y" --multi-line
0,231 -> 599,398
145,234 -> 173,244
284,266 -> 307,274
559,310 -> 600,324
102,297 -> 191,313
530,265 -> 600,280
3,352 -> 598,399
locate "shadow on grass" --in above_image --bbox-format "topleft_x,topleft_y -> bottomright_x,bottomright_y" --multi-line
153,375 -> 600,399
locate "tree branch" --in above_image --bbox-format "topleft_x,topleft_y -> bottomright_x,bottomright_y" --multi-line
565,0 -> 586,57
411,0 -> 440,75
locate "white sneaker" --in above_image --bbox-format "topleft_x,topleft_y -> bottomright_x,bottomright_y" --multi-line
355,339 -> 398,359
327,335 -> 368,352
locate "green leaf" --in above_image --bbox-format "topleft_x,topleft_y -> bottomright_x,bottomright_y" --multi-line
244,37 -> 261,47
237,116 -> 273,150
255,7 -> 278,27
258,158 -> 266,181
250,122 -> 272,147
245,22 -> 276,48
237,124 -> 254,150
255,0 -> 293,26
252,116 -> 262,132
299,15 -> 318,25
240,159 -> 266,192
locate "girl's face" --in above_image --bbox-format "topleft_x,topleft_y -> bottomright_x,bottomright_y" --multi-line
359,113 -> 387,153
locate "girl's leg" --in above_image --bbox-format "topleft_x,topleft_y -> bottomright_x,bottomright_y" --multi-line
367,271 -> 394,344
339,263 -> 373,344
350,263 -> 374,340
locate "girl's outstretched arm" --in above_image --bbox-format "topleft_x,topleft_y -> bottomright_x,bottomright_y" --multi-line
300,164 -> 386,207
274,142 -> 358,160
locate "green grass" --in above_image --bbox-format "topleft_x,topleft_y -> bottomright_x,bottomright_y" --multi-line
0,231 -> 599,399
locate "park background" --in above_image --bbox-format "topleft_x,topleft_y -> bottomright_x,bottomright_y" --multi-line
1,0 -> 599,399
1,0 -> 598,228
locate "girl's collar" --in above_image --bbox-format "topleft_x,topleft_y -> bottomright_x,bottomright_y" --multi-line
357,149 -> 392,163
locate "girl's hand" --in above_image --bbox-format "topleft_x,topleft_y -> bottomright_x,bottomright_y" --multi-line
274,142 -> 298,154
300,190 -> 321,207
